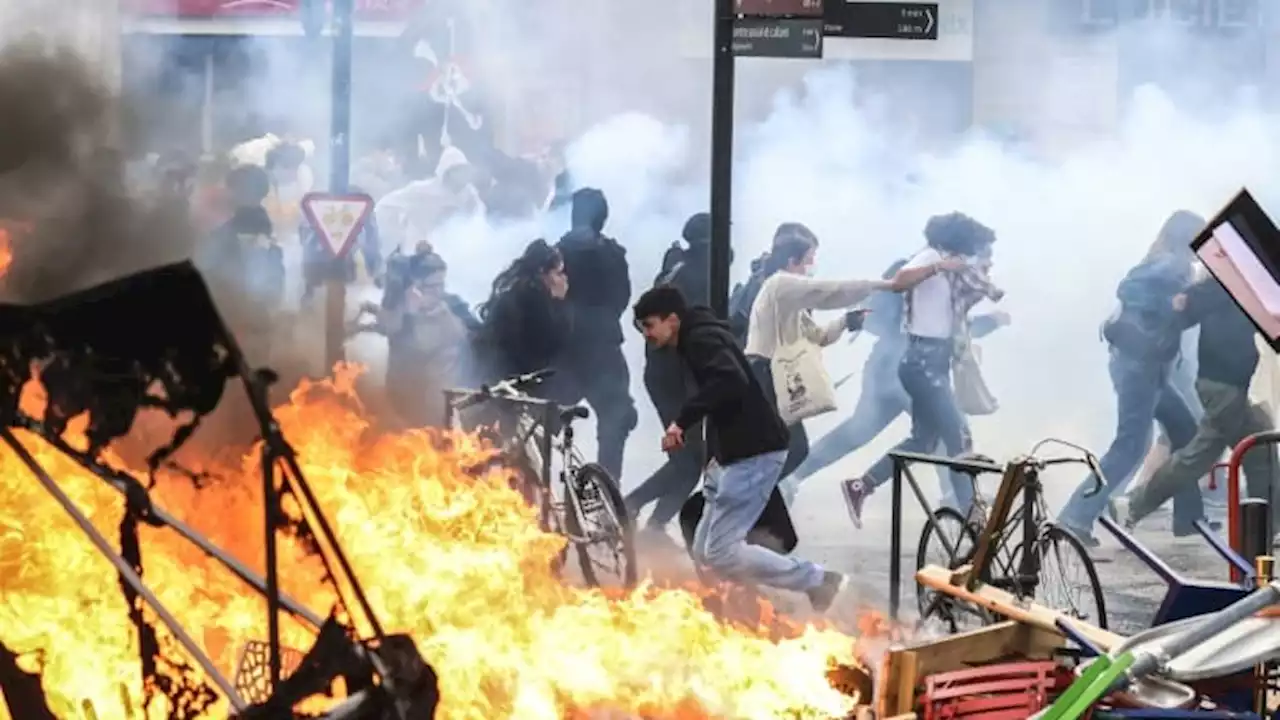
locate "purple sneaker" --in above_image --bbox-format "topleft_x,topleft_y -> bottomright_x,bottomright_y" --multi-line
842,477 -> 872,529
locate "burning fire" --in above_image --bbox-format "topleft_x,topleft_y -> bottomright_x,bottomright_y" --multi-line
0,365 -> 860,719
0,227 -> 12,278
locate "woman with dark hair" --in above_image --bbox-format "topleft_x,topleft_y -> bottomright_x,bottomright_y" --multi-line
785,255 -> 1010,504
842,212 -> 999,528
743,222 -> 930,479
475,238 -> 572,384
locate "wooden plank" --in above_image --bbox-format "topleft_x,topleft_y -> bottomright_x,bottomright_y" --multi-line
882,715 -> 917,720
875,650 -> 900,718
960,461 -> 1021,588
916,564 -> 1125,650
902,620 -> 1064,679
893,650 -> 920,716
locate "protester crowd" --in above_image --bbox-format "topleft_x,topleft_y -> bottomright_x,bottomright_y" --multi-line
145,134 -> 1279,614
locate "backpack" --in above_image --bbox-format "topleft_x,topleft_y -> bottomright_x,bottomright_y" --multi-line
728,272 -> 765,347
653,242 -> 686,287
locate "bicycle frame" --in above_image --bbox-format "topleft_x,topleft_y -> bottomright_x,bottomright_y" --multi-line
441,388 -> 596,545
964,460 -> 1048,596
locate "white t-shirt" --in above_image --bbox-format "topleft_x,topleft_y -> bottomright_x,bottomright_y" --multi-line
902,248 -> 953,339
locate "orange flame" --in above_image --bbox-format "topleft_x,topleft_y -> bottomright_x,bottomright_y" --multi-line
0,365 -> 860,719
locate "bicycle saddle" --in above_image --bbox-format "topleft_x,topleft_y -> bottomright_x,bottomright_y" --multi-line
559,405 -> 590,423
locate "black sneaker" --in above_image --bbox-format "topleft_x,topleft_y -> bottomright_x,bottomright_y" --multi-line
807,571 -> 847,613
842,477 -> 872,529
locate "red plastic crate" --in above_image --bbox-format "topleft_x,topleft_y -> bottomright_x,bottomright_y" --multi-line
921,661 -> 1064,720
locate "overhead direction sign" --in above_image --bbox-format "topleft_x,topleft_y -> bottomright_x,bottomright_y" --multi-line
736,0 -> 824,17
733,17 -> 824,58
824,1 -> 939,40
300,192 -> 374,260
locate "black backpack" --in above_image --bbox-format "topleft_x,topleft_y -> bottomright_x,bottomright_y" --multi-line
727,272 -> 765,347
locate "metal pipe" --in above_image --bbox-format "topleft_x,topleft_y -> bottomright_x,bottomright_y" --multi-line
263,448 -> 283,691
889,457 -> 903,621
1226,431 -> 1280,583
1127,580 -> 1280,681
0,429 -> 247,710
708,0 -> 735,318
19,416 -> 325,631
1256,556 -> 1274,715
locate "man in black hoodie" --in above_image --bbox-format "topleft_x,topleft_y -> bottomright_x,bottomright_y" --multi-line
1126,276 -> 1277,528
633,285 -> 845,611
626,213 -> 714,536
557,187 -> 637,481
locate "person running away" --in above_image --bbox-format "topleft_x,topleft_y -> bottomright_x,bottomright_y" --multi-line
744,222 -> 881,479
788,254 -> 1010,506
632,284 -> 847,611
474,239 -> 572,384
842,212 -> 994,528
1125,274 -> 1278,529
626,212 -> 717,539
1056,210 -> 1210,547
556,187 -> 637,482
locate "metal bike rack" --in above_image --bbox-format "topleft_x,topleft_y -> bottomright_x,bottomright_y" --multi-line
886,451 -> 1004,622
1226,430 -> 1280,584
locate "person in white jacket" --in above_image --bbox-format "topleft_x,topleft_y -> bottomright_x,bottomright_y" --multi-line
743,223 -> 946,480
374,145 -> 485,257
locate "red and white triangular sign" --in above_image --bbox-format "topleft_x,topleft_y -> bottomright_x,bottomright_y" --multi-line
300,192 -> 375,260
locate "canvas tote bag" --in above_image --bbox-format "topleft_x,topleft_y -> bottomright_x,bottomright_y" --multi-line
769,289 -> 837,425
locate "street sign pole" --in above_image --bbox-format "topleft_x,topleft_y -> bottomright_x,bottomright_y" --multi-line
301,192 -> 374,374
709,0 -> 736,319
328,0 -> 355,371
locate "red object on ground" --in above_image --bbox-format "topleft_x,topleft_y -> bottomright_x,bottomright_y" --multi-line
920,661 -> 1067,720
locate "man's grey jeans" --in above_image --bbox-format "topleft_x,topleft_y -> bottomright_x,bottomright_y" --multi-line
692,450 -> 825,592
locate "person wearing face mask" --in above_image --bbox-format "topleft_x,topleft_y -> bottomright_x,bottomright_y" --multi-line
744,223 -> 896,479
473,239 -> 572,387
348,249 -> 478,428
842,213 -> 995,528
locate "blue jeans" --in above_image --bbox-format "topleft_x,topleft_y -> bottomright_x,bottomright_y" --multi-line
691,450 -> 824,592
863,337 -> 975,512
789,339 -> 962,506
1058,351 -> 1203,533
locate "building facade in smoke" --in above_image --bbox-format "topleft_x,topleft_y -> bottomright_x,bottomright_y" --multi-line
973,0 -> 1273,153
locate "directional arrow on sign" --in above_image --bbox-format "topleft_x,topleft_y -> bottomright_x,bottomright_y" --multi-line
300,192 -> 375,260
924,8 -> 934,34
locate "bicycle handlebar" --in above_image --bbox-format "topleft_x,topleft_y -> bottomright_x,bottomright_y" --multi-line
1019,448 -> 1107,498
452,368 -> 556,411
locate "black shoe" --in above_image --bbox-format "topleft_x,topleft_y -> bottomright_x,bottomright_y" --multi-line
807,571 -> 848,613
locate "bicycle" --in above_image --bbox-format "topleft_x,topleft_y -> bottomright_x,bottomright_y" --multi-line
915,439 -> 1109,634
446,369 -> 638,589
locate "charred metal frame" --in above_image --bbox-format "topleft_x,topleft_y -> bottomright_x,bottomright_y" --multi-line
5,340 -> 421,718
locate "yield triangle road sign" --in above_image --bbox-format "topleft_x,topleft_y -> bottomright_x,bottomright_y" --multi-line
300,192 -> 375,260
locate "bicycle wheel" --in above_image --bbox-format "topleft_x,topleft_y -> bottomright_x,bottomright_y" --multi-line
916,507 -> 990,631
1036,524 -> 1108,630
563,463 -> 638,588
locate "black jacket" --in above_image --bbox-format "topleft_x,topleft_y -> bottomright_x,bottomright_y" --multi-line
558,188 -> 631,346
1181,279 -> 1260,389
674,306 -> 789,465
477,281 -> 571,380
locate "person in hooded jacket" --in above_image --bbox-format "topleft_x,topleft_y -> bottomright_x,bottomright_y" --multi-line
375,146 -> 486,256
634,285 -> 853,612
474,239 -> 572,384
625,213 -> 715,537
1057,210 -> 1212,546
556,187 -> 637,482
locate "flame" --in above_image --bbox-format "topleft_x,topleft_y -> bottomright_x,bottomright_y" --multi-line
0,227 -> 12,278
0,364 -> 861,719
